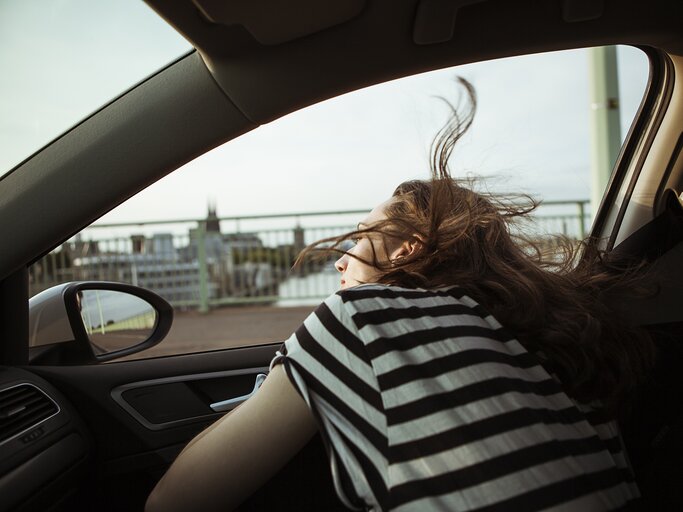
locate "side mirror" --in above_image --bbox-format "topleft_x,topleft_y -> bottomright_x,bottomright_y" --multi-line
29,282 -> 173,364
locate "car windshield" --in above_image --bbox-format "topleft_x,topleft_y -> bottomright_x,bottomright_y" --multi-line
0,0 -> 191,176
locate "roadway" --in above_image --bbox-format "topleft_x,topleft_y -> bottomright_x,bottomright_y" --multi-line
127,305 -> 316,359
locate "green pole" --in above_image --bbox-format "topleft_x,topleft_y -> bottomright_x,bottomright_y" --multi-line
577,201 -> 586,239
589,46 -> 622,217
197,221 -> 210,314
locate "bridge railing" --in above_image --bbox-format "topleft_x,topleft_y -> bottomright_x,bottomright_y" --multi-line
29,201 -> 590,309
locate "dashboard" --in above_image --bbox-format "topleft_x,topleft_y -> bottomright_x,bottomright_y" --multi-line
0,367 -> 91,512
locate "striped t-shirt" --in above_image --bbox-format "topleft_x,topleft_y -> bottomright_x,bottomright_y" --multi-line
270,284 -> 639,511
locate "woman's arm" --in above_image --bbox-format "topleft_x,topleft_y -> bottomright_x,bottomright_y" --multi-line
145,364 -> 318,512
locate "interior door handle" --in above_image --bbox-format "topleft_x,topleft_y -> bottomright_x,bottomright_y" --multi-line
210,373 -> 267,412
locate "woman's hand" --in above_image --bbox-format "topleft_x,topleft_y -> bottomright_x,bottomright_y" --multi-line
145,364 -> 317,512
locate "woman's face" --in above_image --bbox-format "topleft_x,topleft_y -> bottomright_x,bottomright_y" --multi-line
335,198 -> 405,289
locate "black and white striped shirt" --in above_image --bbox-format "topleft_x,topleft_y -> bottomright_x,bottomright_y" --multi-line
271,284 -> 639,511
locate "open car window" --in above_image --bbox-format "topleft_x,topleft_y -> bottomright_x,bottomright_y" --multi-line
28,45 -> 649,361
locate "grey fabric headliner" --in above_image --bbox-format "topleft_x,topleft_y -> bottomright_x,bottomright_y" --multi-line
150,0 -> 683,123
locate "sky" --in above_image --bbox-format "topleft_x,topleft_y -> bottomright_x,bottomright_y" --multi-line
1,1 -> 650,236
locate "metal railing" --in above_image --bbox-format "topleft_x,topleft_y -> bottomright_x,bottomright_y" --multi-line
29,201 -> 590,309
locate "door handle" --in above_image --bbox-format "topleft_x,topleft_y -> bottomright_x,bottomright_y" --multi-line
210,373 -> 267,412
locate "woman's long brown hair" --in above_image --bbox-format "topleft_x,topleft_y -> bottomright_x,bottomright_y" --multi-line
297,78 -> 655,417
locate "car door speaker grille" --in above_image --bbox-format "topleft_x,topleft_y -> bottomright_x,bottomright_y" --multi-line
0,383 -> 59,444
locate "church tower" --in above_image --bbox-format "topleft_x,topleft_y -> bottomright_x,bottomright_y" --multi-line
206,200 -> 221,233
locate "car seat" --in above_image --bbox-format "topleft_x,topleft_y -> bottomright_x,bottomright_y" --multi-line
611,189 -> 683,510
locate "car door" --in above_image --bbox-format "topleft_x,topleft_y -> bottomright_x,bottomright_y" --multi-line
26,343 -> 341,511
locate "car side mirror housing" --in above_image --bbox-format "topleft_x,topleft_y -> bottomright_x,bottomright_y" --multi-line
29,281 -> 173,364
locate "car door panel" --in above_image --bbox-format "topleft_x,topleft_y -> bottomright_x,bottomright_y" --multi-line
29,344 -> 278,459
25,342 -> 345,510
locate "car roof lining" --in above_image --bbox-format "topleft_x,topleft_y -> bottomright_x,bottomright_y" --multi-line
147,0 -> 683,124
190,0 -> 366,46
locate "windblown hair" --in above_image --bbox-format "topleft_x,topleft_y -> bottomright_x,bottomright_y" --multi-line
297,78 -> 655,417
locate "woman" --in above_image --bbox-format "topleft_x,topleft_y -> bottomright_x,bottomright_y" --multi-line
146,81 -> 653,511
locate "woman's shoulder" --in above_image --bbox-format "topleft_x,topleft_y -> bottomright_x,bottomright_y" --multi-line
330,284 -> 496,333
337,282 -> 465,297
334,283 -> 473,307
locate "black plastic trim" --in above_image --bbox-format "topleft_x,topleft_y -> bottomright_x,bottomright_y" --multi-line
0,432 -> 86,512
0,382 -> 61,448
603,49 -> 675,250
62,281 -> 174,363
589,45 -> 658,243
0,267 -> 28,365
653,133 -> 683,216
110,366 -> 269,430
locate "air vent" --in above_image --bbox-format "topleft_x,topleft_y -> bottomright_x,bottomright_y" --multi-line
0,383 -> 59,444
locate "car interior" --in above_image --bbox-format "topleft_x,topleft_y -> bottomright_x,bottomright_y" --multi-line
1,0 -> 682,510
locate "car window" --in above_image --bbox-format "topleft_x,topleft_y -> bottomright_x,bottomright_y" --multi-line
28,45 -> 649,361
0,0 -> 191,175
